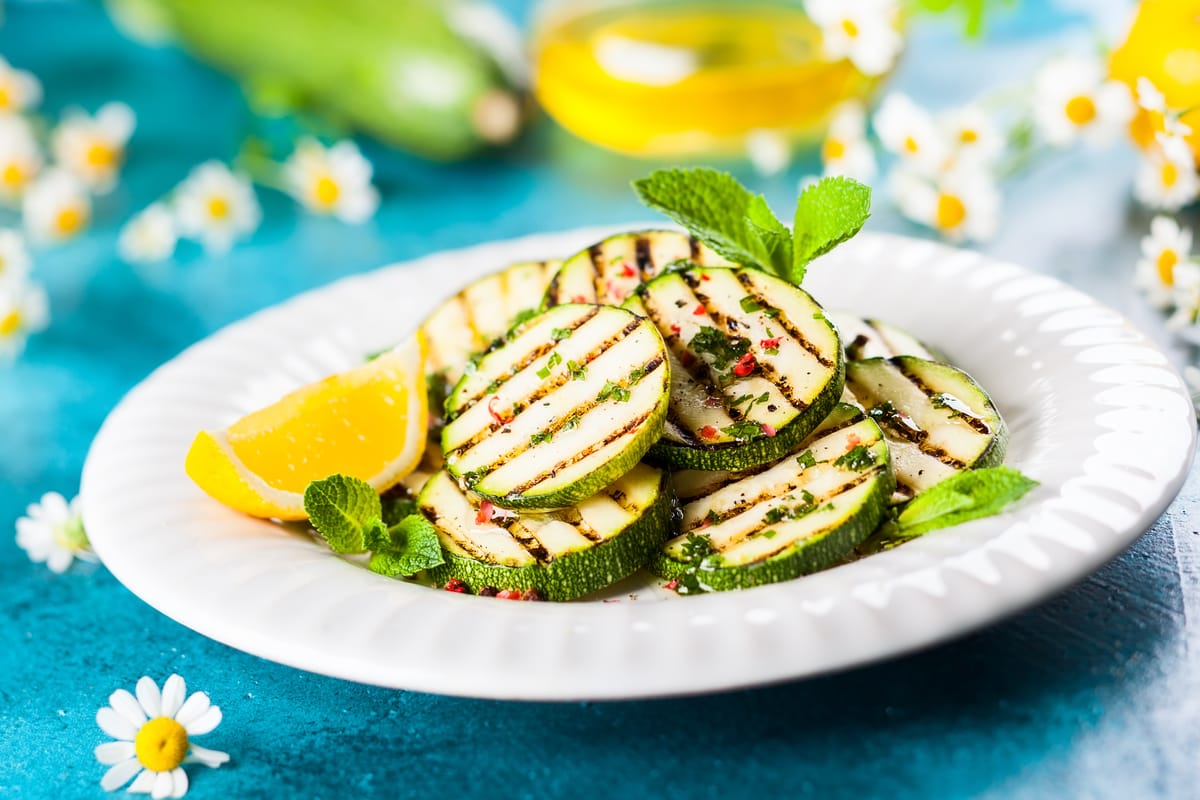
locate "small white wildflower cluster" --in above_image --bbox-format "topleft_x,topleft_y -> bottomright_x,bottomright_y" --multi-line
1134,215 -> 1200,337
806,0 -> 903,78
0,228 -> 47,362
0,55 -> 135,243
15,490 -> 95,572
120,138 -> 379,262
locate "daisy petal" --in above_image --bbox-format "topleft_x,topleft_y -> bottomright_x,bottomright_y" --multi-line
161,674 -> 186,718
97,706 -> 138,741
129,769 -> 157,794
94,740 -> 136,765
174,692 -> 211,728
183,706 -> 221,736
110,688 -> 148,728
186,744 -> 230,768
137,676 -> 162,718
170,767 -> 189,799
152,770 -> 173,799
100,758 -> 143,791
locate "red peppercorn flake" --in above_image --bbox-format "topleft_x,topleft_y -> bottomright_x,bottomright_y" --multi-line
669,323 -> 682,336
475,500 -> 496,525
703,395 -> 723,407
444,578 -> 469,593
496,589 -> 522,600
846,433 -> 862,450
760,423 -> 777,438
699,425 -> 719,440
605,280 -> 626,301
487,395 -> 513,425
700,273 -> 711,281
664,580 -> 680,591
619,262 -> 637,278
732,353 -> 757,377
570,294 -> 588,304
760,337 -> 781,350
692,304 -> 706,316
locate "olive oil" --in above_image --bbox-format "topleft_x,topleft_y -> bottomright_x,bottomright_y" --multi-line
534,2 -> 879,156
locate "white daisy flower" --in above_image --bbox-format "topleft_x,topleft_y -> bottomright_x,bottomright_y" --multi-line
0,275 -> 49,362
51,102 -> 137,194
1130,77 -> 1192,150
1135,216 -> 1194,308
745,129 -> 791,177
1134,133 -> 1200,211
95,674 -> 229,799
805,0 -> 903,77
1167,265 -> 1200,340
892,164 -> 1000,243
0,228 -> 31,287
0,55 -> 42,113
15,491 -> 93,573
1032,55 -> 1134,147
118,204 -> 177,263
821,101 -> 876,183
22,168 -> 91,242
283,138 -> 379,224
174,161 -> 261,254
939,104 -> 1004,168
873,92 -> 947,174
0,114 -> 43,202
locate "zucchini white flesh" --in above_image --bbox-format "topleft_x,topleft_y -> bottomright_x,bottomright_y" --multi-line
651,405 -> 893,591
827,311 -> 939,362
623,266 -> 844,471
422,463 -> 674,600
422,260 -> 561,386
441,304 -> 670,509
845,356 -> 1007,500
544,230 -> 733,307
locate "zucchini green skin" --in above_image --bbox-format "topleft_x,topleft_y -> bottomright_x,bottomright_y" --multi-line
625,266 -> 845,472
846,355 -> 1007,497
827,311 -> 940,362
441,304 -> 670,510
425,467 -> 676,601
543,229 -> 733,308
650,409 -> 894,592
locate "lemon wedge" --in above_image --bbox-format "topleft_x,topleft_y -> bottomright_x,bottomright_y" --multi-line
185,332 -> 428,520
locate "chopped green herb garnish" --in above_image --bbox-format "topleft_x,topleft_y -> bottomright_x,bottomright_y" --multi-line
721,420 -> 764,441
596,380 -> 631,403
511,308 -> 538,327
761,530 -> 777,539
536,351 -> 563,378
676,532 -> 716,595
690,326 -> 750,371
551,327 -> 572,342
740,296 -> 762,313
568,360 -> 587,380
629,365 -> 647,384
796,450 -> 818,469
931,392 -> 981,421
530,430 -> 553,446
834,444 -> 875,471
460,468 -> 487,489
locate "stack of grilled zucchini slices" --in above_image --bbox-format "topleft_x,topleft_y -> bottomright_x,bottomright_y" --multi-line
410,230 -> 1009,599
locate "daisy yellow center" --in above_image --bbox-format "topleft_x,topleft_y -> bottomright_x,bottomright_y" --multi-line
1161,161 -> 1179,188
0,310 -> 21,336
55,206 -> 84,236
1129,108 -> 1162,150
935,193 -> 967,230
959,129 -> 979,144
85,142 -> 117,168
313,175 -> 340,206
823,137 -> 846,161
135,717 -> 189,773
207,196 -> 230,220
0,86 -> 11,110
903,135 -> 920,154
1157,249 -> 1179,286
1064,95 -> 1096,126
841,18 -> 859,38
2,163 -> 24,188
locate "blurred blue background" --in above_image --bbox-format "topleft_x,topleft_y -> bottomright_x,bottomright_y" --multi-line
3,1 -> 1200,798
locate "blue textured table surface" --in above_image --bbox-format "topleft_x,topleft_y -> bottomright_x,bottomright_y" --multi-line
3,2 -> 1200,798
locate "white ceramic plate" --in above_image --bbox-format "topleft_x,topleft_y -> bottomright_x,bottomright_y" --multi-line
81,228 -> 1196,701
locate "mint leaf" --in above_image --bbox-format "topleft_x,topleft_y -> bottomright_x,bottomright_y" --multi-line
304,475 -> 384,554
367,515 -> 445,577
896,467 -> 1038,538
791,177 -> 872,283
632,168 -> 785,274
745,194 -> 793,275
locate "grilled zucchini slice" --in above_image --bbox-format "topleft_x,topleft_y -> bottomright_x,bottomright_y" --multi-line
421,260 -> 561,386
651,405 -> 893,592
845,356 -> 1006,500
623,266 -> 844,471
422,463 -> 673,601
544,230 -> 733,307
827,311 -> 939,361
441,304 -> 670,509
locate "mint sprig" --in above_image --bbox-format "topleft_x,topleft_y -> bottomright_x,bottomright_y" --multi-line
895,466 -> 1037,537
632,168 -> 871,285
304,474 -> 444,577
